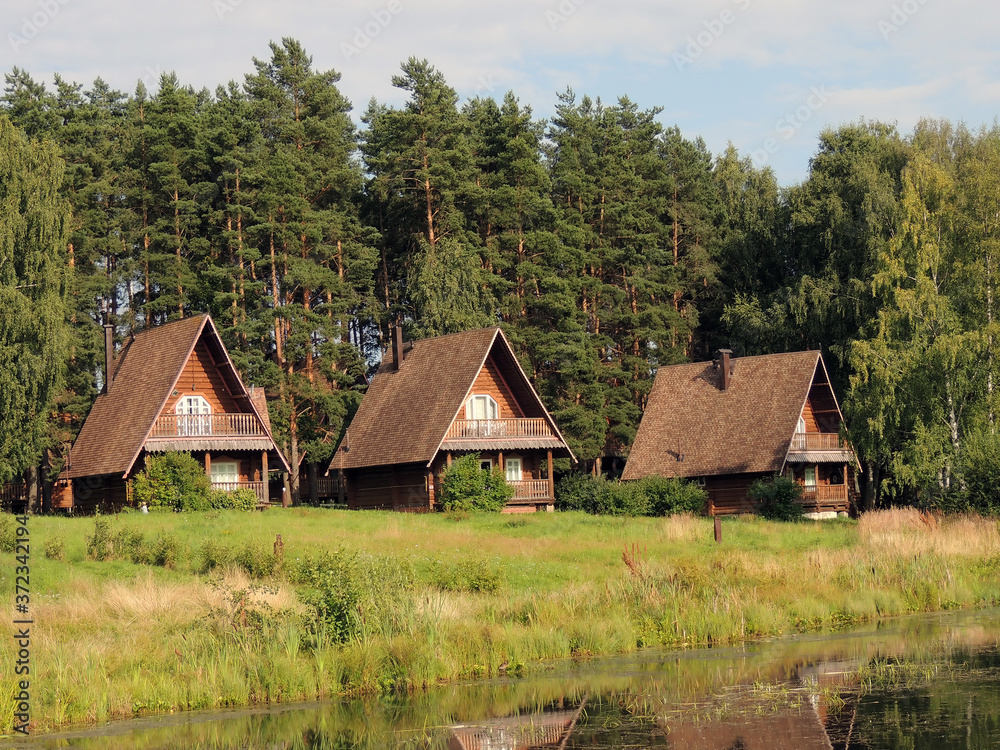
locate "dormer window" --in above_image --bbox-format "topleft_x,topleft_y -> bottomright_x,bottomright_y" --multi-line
797,415 -> 806,434
466,394 -> 498,421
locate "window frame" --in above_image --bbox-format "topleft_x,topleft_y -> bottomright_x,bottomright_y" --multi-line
466,394 -> 499,421
211,460 -> 239,485
505,457 -> 522,482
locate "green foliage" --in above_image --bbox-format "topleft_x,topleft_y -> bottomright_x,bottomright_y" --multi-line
748,476 -> 805,521
439,455 -> 514,513
132,452 -> 211,512
0,514 -> 15,552
641,476 -> 709,516
44,534 -> 65,560
430,557 -> 505,593
207,487 -> 259,511
958,431 -> 1000,515
557,473 -> 706,517
292,550 -> 361,643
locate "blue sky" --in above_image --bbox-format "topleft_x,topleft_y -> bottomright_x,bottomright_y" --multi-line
3,0 -> 997,186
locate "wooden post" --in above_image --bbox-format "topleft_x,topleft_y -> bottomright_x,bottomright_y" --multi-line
337,469 -> 345,505
547,450 -> 554,500
427,469 -> 434,510
714,516 -> 722,543
498,452 -> 504,475
261,451 -> 268,504
204,452 -> 211,480
446,452 -> 452,467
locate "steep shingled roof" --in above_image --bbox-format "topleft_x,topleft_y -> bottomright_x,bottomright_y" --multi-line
622,351 -> 826,480
332,327 -> 573,471
65,315 -> 288,479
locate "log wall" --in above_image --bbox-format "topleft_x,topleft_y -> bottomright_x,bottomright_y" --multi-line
161,341 -> 239,417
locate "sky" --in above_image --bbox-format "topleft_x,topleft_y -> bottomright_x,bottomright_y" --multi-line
3,0 -> 998,186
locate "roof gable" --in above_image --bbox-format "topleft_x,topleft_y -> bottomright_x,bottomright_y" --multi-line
66,315 -> 287,478
622,351 -> 829,481
333,327 -> 572,470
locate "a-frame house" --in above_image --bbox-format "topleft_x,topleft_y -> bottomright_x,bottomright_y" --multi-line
622,350 -> 857,517
62,314 -> 289,512
329,327 -> 574,512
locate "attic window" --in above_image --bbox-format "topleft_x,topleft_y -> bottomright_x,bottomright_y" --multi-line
466,394 -> 498,421
176,395 -> 211,436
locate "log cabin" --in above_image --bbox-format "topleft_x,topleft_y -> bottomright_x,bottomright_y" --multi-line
329,327 -> 574,512
622,350 -> 857,517
61,314 -> 289,512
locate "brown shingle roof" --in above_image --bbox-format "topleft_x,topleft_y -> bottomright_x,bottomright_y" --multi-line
66,314 -> 288,479
332,327 -> 573,471
622,351 -> 824,481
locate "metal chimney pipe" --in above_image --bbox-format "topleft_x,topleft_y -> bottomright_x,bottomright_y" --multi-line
392,324 -> 405,370
718,349 -> 732,392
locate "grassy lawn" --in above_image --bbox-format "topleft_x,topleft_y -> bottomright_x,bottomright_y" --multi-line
1,507 -> 998,733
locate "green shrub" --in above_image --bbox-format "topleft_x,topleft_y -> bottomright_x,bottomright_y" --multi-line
555,472 -> 603,512
132,452 -> 210,512
150,533 -> 182,568
556,473 -> 706,517
201,539 -> 234,573
748,475 -> 805,521
233,540 -> 276,578
594,480 -> 651,516
640,476 -> 708,516
207,487 -> 259,511
293,550 -> 361,642
959,432 -> 1000,515
86,518 -> 114,561
0,514 -> 15,552
44,535 -> 65,561
430,558 -> 504,593
439,455 -> 514,512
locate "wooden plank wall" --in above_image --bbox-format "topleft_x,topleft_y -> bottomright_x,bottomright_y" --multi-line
461,357 -> 524,419
71,475 -> 129,514
160,341 -> 239,417
346,464 -> 429,511
800,397 -> 819,432
705,473 -> 770,516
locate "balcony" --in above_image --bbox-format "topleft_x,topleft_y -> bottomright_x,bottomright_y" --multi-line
509,479 -> 551,501
789,432 -> 845,451
211,480 -> 268,504
445,418 -> 556,441
151,413 -> 266,438
800,483 -> 849,513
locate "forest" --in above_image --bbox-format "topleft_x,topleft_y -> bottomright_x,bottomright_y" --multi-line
2,37 -> 1000,512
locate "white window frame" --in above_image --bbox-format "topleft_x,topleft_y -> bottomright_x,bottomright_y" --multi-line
479,458 -> 493,472
797,415 -> 806,434
466,394 -> 499,421
211,461 -> 239,486
804,466 -> 817,489
175,395 -> 212,436
505,457 -> 522,482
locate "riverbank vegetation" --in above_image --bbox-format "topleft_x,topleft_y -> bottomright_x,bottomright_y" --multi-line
2,506 -> 999,733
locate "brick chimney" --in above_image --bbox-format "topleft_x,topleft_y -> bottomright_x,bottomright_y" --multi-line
716,349 -> 733,392
103,322 -> 114,395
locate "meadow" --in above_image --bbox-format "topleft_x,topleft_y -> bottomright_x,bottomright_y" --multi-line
1,507 -> 999,733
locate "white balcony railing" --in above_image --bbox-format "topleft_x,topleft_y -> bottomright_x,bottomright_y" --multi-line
149,413 -> 266,439
445,418 -> 554,441
509,479 -> 551,501
211,480 -> 267,503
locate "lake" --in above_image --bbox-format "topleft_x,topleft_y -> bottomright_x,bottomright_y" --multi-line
10,607 -> 1000,749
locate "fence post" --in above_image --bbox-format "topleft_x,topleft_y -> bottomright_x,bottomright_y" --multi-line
714,516 -> 722,543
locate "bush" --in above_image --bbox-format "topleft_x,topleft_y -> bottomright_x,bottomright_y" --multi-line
748,475 -> 805,521
0,514 -> 15,552
555,472 -> 603,511
207,487 -> 259,511
640,476 -> 708,516
439,455 -> 514,513
44,535 -> 65,561
556,473 -> 706,517
132,452 -> 210,512
293,550 -> 361,642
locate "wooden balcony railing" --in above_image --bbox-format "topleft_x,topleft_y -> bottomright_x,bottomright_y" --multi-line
211,480 -> 267,503
149,413 -> 266,439
789,432 -> 845,451
800,484 -> 849,512
0,483 -> 26,507
445,418 -> 554,441
509,479 -> 551,501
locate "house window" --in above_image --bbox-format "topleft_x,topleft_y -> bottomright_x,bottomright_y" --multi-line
505,457 -> 522,482
797,415 -> 806,434
479,459 -> 493,472
466,394 -> 499,421
692,476 -> 706,488
211,461 -> 239,486
176,395 -> 211,435
804,466 -> 817,490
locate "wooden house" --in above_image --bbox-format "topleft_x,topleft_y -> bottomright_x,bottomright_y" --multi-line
62,314 -> 289,512
329,327 -> 574,512
622,350 -> 856,517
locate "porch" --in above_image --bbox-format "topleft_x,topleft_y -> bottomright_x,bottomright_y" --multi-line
799,483 -> 850,514
445,418 -> 556,441
210,480 -> 268,504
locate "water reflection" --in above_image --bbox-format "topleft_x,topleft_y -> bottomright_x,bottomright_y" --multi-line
12,608 -> 1000,749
